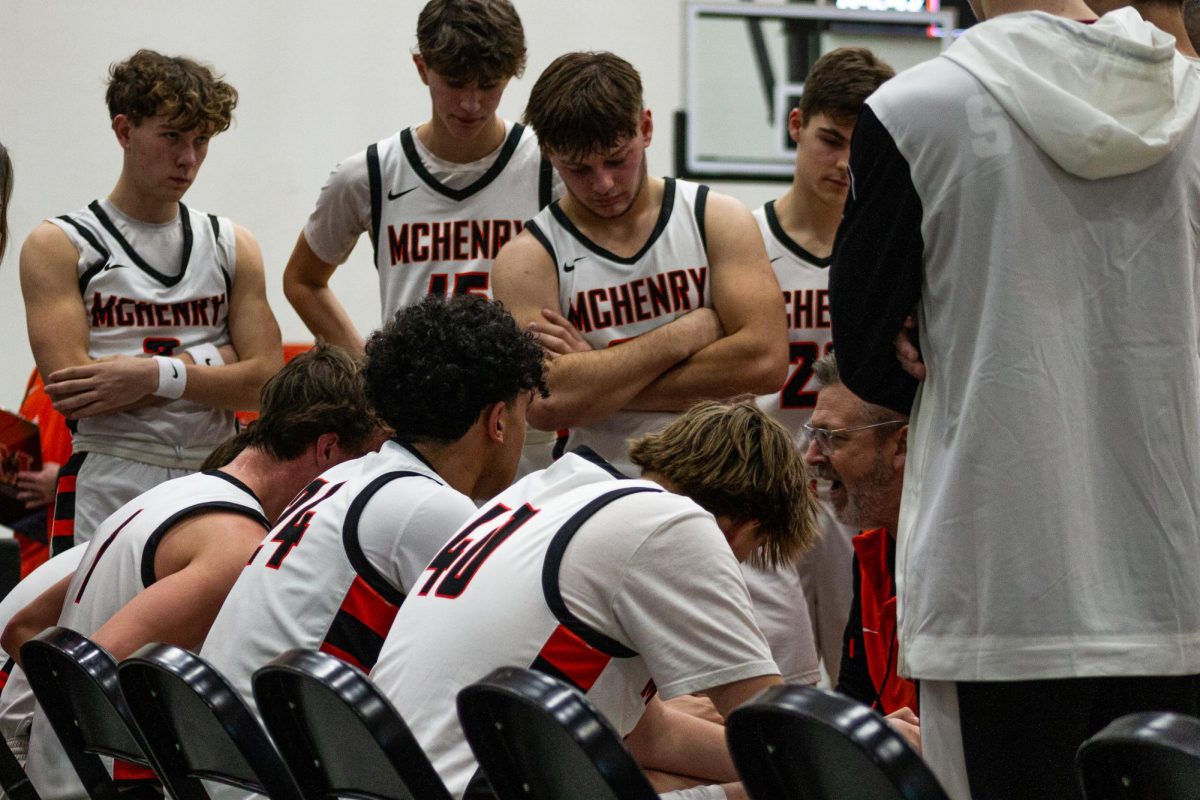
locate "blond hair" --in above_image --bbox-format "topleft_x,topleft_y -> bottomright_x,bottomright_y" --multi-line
629,401 -> 817,569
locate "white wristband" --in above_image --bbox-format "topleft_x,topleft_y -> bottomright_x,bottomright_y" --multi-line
153,356 -> 187,399
185,342 -> 224,367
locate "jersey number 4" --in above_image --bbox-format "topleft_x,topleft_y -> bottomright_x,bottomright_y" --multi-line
249,479 -> 345,569
418,503 -> 539,599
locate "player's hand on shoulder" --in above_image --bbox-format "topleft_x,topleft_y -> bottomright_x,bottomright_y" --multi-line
45,355 -> 158,418
527,308 -> 592,359
884,706 -> 921,753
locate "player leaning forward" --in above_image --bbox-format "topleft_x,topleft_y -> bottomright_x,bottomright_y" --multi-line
371,402 -> 816,800
19,50 -> 282,553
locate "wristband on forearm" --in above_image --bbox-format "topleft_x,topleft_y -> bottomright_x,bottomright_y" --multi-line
153,356 -> 187,399
185,342 -> 224,367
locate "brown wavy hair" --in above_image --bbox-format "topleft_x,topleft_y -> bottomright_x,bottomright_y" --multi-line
226,343 -> 380,462
629,400 -> 818,569
416,0 -> 526,84
524,51 -> 643,162
106,49 -> 238,133
798,47 -> 894,127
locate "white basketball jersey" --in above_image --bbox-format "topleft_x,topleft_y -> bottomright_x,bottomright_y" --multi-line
752,201 -> 833,438
371,452 -> 664,797
25,470 -> 265,800
200,440 -> 476,708
49,200 -> 238,468
528,178 -> 712,473
368,124 -> 552,318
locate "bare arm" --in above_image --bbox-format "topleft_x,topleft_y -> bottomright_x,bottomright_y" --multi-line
493,232 -> 722,431
2,574 -> 72,665
34,224 -> 283,416
89,511 -> 267,660
21,223 -> 100,380
282,232 -> 365,355
626,192 -> 788,411
625,695 -> 738,783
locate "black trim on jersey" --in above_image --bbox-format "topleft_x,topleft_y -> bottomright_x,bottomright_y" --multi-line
548,177 -> 677,266
208,213 -> 221,243
525,220 -> 560,279
205,469 -> 264,509
541,486 -> 662,658
694,184 -> 709,253
764,200 -> 831,268
58,215 -> 114,295
538,156 -> 554,209
88,200 -> 194,287
395,440 -> 439,474
324,608 -> 389,670
342,470 -> 434,606
140,502 -> 269,588
400,123 -> 526,201
568,446 -> 628,479
367,142 -> 383,267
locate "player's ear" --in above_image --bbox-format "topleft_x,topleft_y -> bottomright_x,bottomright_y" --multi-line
314,431 -> 341,466
112,114 -> 134,148
788,107 -> 804,144
413,54 -> 430,85
483,401 -> 507,445
640,108 -> 654,148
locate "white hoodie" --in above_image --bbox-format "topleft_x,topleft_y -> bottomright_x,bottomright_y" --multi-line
945,8 -> 1200,178
858,9 -> 1200,682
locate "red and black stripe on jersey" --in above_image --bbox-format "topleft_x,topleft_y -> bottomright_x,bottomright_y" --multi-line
528,485 -> 657,693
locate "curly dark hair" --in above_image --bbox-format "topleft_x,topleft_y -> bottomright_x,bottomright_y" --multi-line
106,49 -> 238,133
364,295 -> 547,443
240,343 -> 380,461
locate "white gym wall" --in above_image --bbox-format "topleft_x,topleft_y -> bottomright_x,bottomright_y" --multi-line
0,0 -> 793,405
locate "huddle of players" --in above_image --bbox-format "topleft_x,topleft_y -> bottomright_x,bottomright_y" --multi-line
5,1 -> 901,799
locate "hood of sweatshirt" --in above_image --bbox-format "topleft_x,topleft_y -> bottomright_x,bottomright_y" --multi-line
943,7 -> 1200,179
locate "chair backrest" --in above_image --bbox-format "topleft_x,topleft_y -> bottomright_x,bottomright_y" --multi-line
1076,711 -> 1200,799
116,643 -> 303,800
20,627 -> 155,800
0,734 -> 39,800
726,684 -> 950,800
456,666 -> 659,800
252,649 -> 452,800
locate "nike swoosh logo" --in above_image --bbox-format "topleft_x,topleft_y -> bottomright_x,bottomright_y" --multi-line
171,364 -> 179,379
101,263 -> 128,271
562,256 -> 587,273
769,257 -> 783,263
388,187 -> 418,200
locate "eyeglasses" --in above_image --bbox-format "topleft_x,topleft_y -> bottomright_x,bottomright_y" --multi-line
802,420 -> 905,455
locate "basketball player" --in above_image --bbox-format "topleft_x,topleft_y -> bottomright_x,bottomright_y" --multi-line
198,295 -> 545,761
2,344 -> 379,799
747,48 -> 894,685
371,401 -> 818,800
283,0 -> 554,354
18,50 -> 284,554
493,51 -> 787,477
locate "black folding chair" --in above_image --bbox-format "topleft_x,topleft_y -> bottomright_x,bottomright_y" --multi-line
456,666 -> 658,800
1077,711 -> 1200,799
116,643 -> 302,800
252,649 -> 452,800
0,734 -> 39,800
19,627 -> 164,800
726,684 -> 949,800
